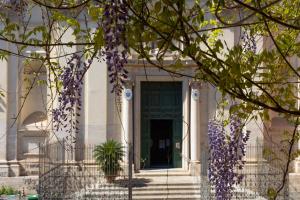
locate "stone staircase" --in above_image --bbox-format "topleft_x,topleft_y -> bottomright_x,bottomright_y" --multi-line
68,168 -> 203,200
289,173 -> 300,200
132,169 -> 201,200
133,183 -> 201,200
69,168 -> 276,200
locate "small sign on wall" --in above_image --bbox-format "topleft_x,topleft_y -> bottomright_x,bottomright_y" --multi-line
124,88 -> 133,100
191,89 -> 200,100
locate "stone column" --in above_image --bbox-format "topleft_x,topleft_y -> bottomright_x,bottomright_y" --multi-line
190,81 -> 201,175
122,81 -> 133,163
7,48 -> 20,176
0,40 -> 9,176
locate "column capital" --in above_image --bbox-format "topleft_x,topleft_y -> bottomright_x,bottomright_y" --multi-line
189,80 -> 202,89
123,79 -> 134,89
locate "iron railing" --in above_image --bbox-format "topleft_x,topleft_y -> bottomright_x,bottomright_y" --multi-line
38,139 -> 292,200
38,141 -> 132,200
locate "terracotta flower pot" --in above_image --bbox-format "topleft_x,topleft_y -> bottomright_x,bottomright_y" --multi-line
105,175 -> 117,183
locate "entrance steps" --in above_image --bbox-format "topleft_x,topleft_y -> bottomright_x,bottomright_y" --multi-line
132,169 -> 201,200
289,173 -> 300,200
132,184 -> 200,200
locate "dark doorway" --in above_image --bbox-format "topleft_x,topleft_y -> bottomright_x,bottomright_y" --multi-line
141,82 -> 182,168
150,119 -> 173,167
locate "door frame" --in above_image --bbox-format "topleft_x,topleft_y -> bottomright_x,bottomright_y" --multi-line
134,75 -> 190,170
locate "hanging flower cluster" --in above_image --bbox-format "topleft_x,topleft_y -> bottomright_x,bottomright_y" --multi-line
52,54 -> 91,143
208,116 -> 250,200
0,0 -> 27,13
102,0 -> 129,95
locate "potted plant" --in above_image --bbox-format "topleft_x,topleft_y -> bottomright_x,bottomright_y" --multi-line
94,140 -> 124,183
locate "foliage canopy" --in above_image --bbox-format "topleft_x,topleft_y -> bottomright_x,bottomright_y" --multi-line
0,0 -> 299,119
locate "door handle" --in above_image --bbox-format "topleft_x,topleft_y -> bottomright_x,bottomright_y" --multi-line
175,142 -> 181,149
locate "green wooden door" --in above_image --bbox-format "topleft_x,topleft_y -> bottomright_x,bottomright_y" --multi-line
141,82 -> 182,168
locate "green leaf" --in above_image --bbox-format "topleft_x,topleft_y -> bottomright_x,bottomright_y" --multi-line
154,1 -> 161,12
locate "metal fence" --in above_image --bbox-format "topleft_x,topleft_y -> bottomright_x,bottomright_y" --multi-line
38,140 -> 291,200
38,141 -> 132,200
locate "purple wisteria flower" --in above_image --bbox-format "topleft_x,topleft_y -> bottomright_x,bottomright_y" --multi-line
208,116 -> 250,200
0,0 -> 27,13
102,0 -> 129,95
52,54 -> 91,143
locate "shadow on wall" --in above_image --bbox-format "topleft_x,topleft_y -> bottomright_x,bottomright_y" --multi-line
0,95 -> 6,113
22,111 -> 47,126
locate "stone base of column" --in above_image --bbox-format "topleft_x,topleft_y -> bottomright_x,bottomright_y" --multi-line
294,160 -> 300,173
8,161 -> 20,177
0,161 -> 9,177
189,161 -> 201,176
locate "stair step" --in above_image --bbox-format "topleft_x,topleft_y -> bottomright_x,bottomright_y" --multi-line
133,185 -> 199,191
86,188 -> 128,192
135,173 -> 190,177
85,190 -> 200,196
133,183 -> 199,187
133,190 -> 200,196
135,169 -> 190,177
132,194 -> 201,200
88,186 -> 199,192
135,173 -> 191,177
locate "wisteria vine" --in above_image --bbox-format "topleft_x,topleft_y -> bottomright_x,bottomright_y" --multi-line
208,116 -> 250,200
0,0 -> 27,13
51,0 -> 130,144
52,54 -> 91,143
102,0 -> 129,94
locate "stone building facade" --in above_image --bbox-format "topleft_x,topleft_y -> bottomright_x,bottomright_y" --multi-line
0,6 -> 299,179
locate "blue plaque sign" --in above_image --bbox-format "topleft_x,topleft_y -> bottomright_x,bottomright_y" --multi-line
124,88 -> 132,100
